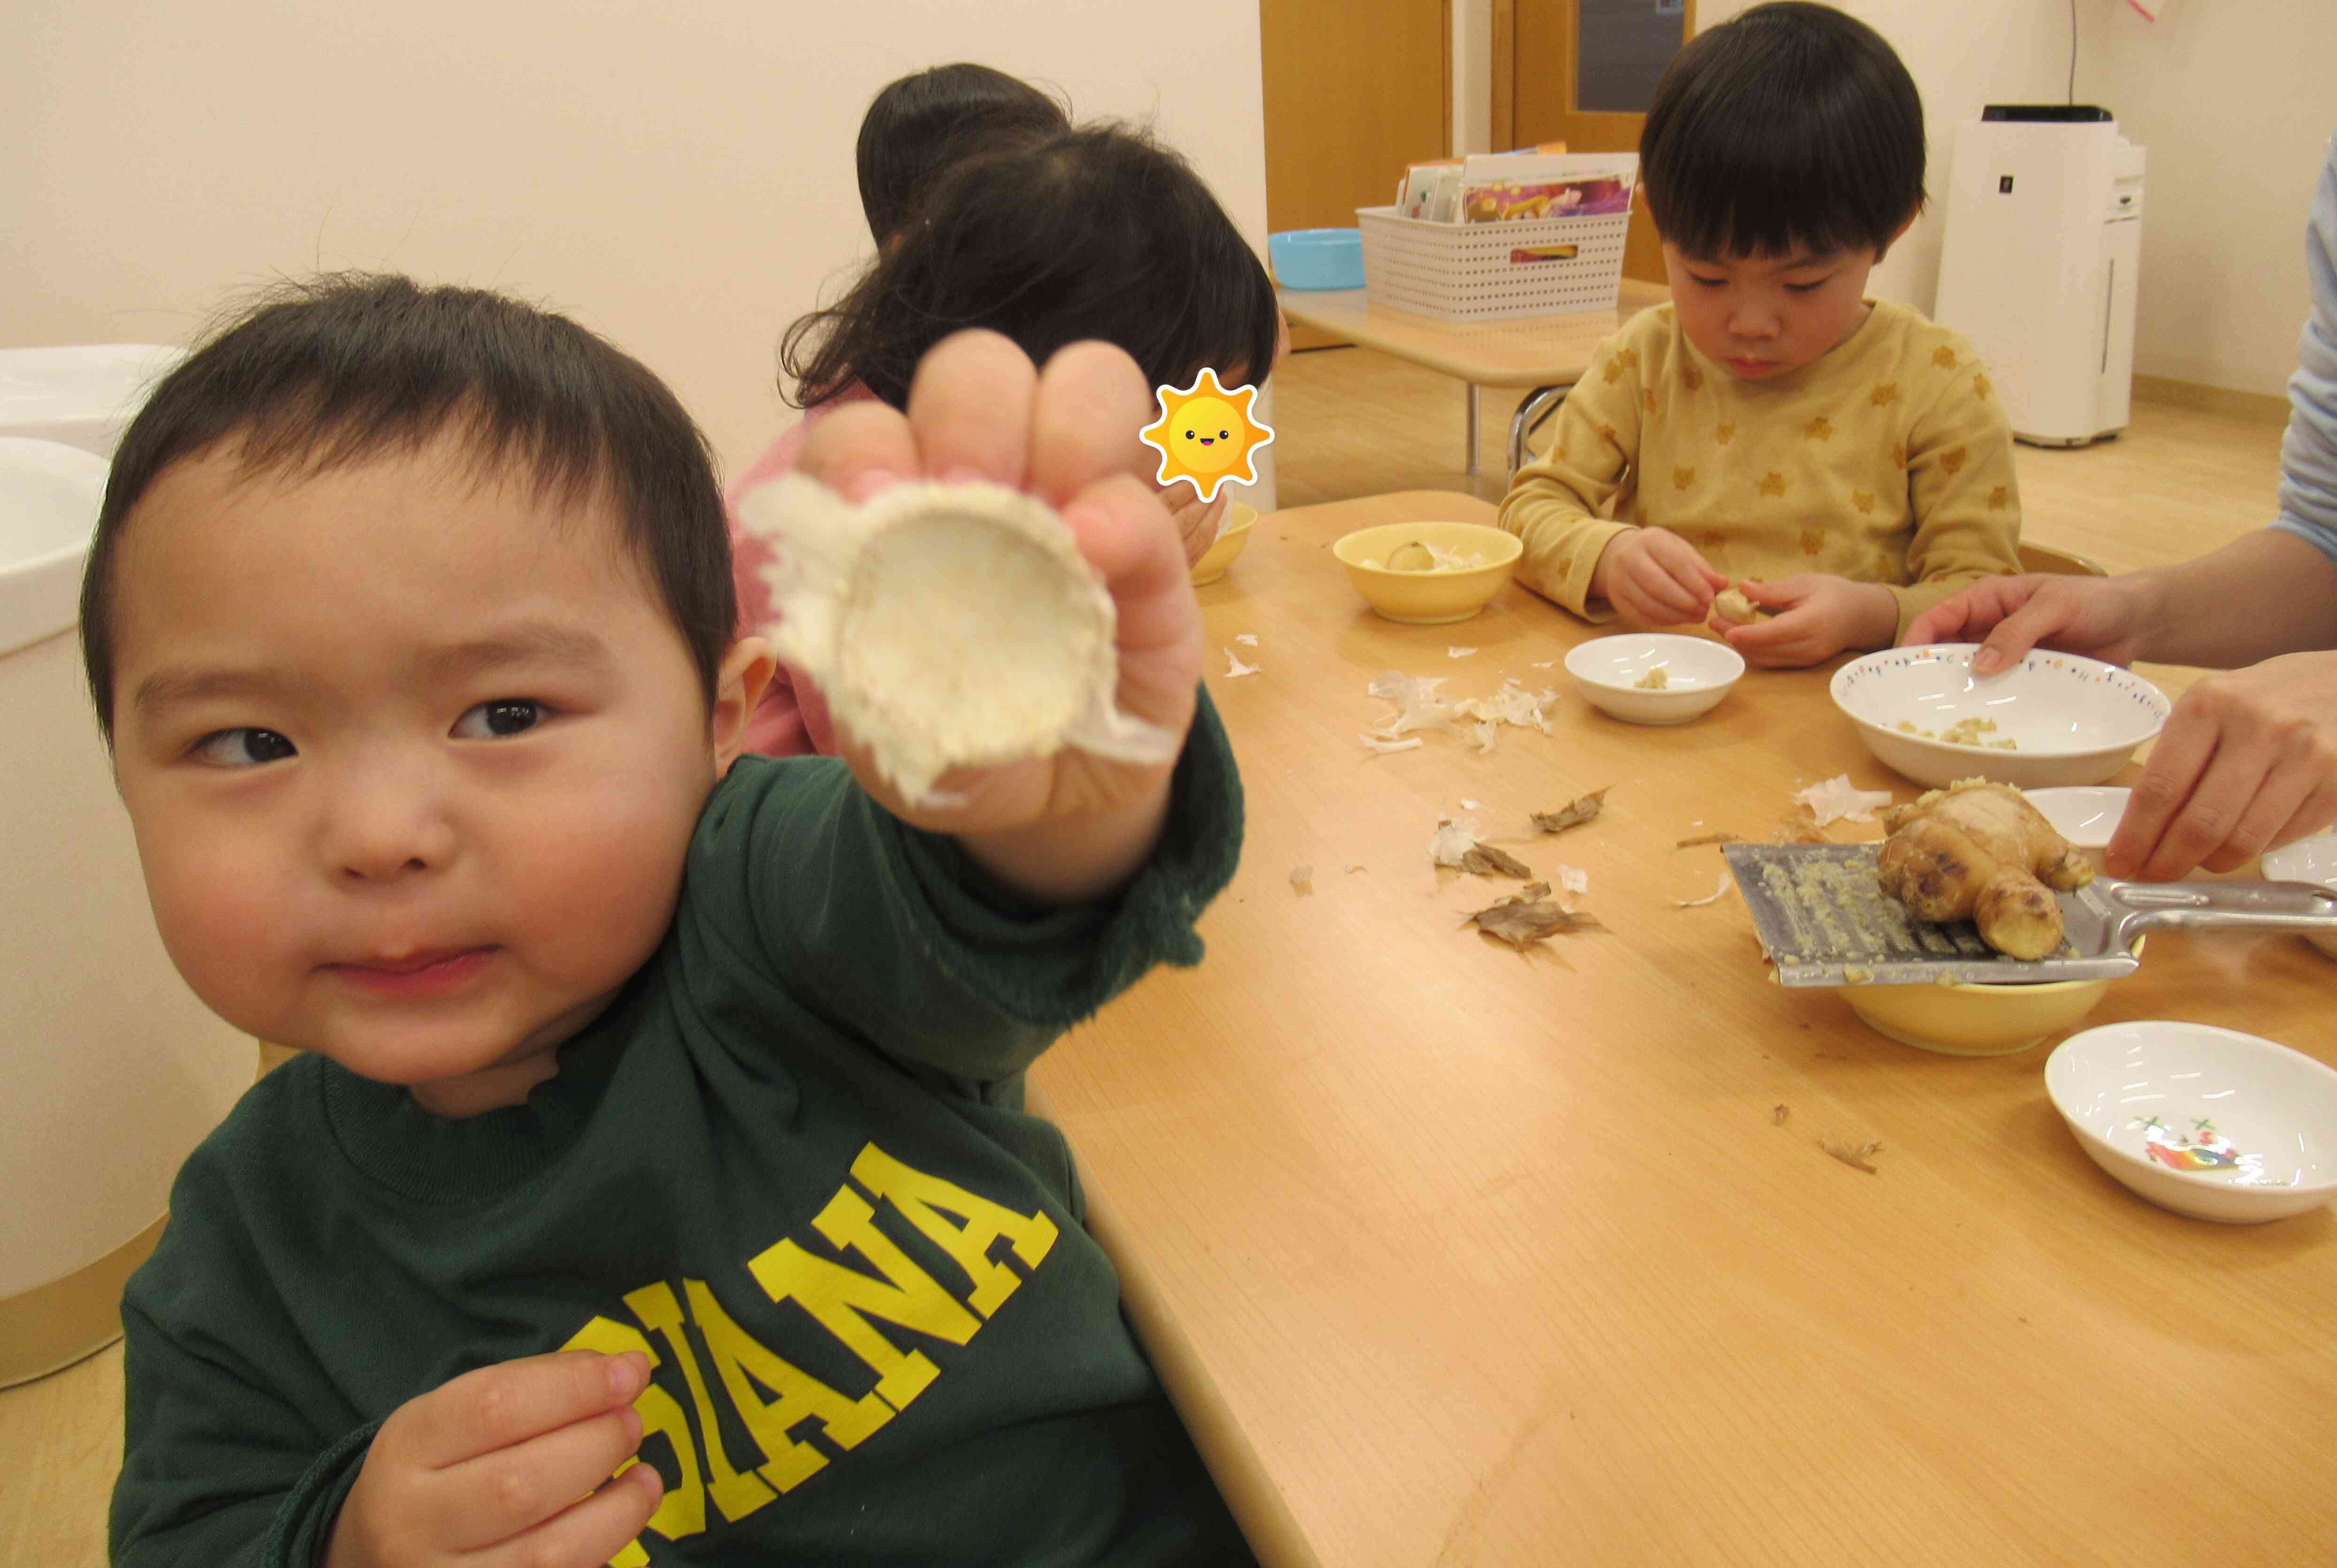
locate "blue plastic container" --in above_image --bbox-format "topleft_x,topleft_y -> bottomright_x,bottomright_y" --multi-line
1268,228 -> 1366,290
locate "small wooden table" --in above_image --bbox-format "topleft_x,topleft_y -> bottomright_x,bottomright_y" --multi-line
1032,491 -> 2337,1567
1277,281 -> 1670,476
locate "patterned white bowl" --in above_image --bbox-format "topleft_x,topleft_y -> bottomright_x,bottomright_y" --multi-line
1831,645 -> 2168,789
2046,1021 -> 2337,1223
2261,834 -> 2337,959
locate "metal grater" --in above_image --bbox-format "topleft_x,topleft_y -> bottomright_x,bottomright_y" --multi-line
1721,842 -> 2337,989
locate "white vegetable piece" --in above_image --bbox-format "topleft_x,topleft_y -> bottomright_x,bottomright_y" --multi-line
1793,774 -> 1895,827
1428,817 -> 1481,868
738,474 -> 1180,806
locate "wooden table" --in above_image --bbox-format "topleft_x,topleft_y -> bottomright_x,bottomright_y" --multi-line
1030,491 -> 2337,1567
1277,281 -> 1671,476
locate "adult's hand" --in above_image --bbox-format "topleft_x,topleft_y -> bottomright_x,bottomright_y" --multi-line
2106,650 -> 2337,880
1902,572 -> 2155,674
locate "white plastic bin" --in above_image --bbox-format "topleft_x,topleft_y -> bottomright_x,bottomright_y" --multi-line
0,436 -> 252,1386
1358,204 -> 1630,320
0,344 -> 184,457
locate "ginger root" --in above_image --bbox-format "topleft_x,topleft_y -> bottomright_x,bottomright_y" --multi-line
1875,779 -> 2093,959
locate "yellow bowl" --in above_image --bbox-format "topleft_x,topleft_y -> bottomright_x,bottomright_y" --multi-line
1190,503 -> 1256,586
1330,521 -> 1522,624
1838,940 -> 2143,1056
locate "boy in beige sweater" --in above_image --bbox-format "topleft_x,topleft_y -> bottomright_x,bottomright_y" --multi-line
1498,2 -> 2021,668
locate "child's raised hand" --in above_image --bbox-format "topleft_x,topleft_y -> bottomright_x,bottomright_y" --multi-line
798,330 -> 1202,905
1716,575 -> 1899,667
325,1350 -> 661,1568
1591,527 -> 1728,627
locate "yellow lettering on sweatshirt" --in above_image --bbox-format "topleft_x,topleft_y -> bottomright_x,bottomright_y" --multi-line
562,1316 -> 707,1560
749,1187 -> 981,1409
687,1279 -> 896,1492
625,1283 -> 776,1524
848,1143 -> 1059,1317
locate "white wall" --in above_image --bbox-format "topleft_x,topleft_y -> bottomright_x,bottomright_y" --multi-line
2077,0 -> 2329,396
0,1 -> 1271,487
1695,0 -> 2072,314
1698,0 -> 2333,396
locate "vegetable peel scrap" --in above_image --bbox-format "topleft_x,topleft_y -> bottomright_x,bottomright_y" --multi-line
1675,831 -> 1740,848
1224,648 -> 1260,678
1364,670 -> 1561,756
1822,1136 -> 1883,1175
1794,774 -> 1894,827
1467,884 -> 1608,949
1360,734 -> 1424,756
1532,788 -> 1610,835
1672,873 -> 1732,908
1289,864 -> 1313,894
1428,818 -> 1483,868
1458,843 -> 1535,880
1772,1104 -> 1790,1127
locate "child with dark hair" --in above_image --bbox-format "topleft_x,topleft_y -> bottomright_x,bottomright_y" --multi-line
731,120 -> 1284,756
95,274 -> 1255,1567
855,62 -> 1069,250
1498,0 -> 2022,668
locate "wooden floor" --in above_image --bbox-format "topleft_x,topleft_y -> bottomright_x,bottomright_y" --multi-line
0,350 -> 2290,1566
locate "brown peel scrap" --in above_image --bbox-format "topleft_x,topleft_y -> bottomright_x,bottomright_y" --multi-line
1458,843 -> 1535,879
1675,831 -> 1741,848
1467,884 -> 1607,949
1774,804 -> 1827,845
1533,788 -> 1611,836
1822,1136 -> 1883,1174
1772,1104 -> 1790,1127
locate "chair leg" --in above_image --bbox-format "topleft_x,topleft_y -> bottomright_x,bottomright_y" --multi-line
1507,383 -> 1570,474
1465,383 -> 1481,476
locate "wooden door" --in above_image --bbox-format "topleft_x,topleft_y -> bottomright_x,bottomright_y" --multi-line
1260,0 -> 1451,347
1503,0 -> 1694,284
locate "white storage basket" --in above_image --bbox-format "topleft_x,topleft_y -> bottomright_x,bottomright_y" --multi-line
1358,204 -> 1630,320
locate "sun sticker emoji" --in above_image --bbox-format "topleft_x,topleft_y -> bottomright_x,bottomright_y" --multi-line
1140,368 -> 1274,503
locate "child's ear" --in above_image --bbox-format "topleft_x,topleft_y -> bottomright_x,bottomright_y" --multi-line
709,635 -> 776,775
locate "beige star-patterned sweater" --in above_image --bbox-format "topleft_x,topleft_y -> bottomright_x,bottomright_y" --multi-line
1496,299 -> 2023,638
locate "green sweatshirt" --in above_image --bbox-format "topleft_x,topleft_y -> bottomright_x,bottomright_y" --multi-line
111,693 -> 1252,1568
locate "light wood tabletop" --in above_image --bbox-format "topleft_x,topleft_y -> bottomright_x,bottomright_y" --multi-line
1277,282 -> 1670,478
1029,491 -> 2337,1567
1278,279 -> 1672,388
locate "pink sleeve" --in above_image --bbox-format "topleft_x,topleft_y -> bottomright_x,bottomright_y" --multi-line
725,386 -> 874,759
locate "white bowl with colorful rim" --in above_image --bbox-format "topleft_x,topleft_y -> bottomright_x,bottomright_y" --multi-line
1830,645 -> 2169,789
2261,833 -> 2337,959
2024,785 -> 2260,880
2044,1021 -> 2337,1223
1564,633 -> 1744,724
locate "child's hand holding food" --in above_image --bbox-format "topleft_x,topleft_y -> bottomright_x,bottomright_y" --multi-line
794,329 -> 1202,904
1590,526 -> 1728,626
1716,574 -> 1898,667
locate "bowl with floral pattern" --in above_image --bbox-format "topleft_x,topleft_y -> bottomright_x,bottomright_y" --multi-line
1831,645 -> 2168,789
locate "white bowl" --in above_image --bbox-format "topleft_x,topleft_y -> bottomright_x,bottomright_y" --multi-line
2044,1021 -> 2337,1223
2261,834 -> 2337,959
1831,645 -> 2169,789
2025,786 -> 2260,880
1565,634 -> 1743,725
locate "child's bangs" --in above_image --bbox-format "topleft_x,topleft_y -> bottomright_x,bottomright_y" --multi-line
1652,101 -> 1910,262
